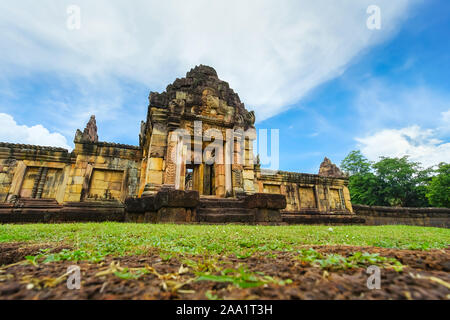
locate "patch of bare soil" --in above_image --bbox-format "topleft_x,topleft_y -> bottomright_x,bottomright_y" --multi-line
0,245 -> 448,300
0,243 -> 71,266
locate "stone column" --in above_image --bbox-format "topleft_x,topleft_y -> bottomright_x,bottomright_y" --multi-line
141,109 -> 169,196
164,131 -> 178,187
243,129 -> 256,194
232,130 -> 244,196
8,161 -> 26,201
174,135 -> 183,190
343,185 -> 353,213
225,137 -> 232,196
56,165 -> 71,204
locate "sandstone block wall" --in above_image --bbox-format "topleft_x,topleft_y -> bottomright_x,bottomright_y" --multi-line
0,141 -> 141,205
67,142 -> 141,203
255,169 -> 353,214
0,143 -> 74,203
353,205 -> 450,228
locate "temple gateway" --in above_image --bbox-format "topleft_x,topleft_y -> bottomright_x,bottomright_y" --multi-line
0,65 -> 356,224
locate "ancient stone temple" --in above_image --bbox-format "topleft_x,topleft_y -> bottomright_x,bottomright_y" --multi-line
0,65 -> 356,224
138,65 -> 257,199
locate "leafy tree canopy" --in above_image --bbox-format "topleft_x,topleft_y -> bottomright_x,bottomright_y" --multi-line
340,150 -> 372,175
426,163 -> 450,208
341,150 -> 447,208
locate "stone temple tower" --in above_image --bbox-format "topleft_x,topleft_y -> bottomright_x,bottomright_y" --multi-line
138,65 -> 257,198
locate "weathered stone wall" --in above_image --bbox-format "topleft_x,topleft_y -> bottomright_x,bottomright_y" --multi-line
0,200 -> 125,224
353,205 -> 450,228
0,143 -> 75,203
0,141 -> 141,205
67,142 -> 141,203
255,169 -> 353,214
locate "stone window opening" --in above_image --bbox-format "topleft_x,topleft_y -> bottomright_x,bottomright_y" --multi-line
185,167 -> 193,191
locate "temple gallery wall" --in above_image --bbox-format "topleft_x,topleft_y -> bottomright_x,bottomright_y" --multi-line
2,65 -> 445,226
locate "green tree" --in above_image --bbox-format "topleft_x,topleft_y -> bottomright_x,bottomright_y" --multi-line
341,151 -> 433,207
341,151 -> 380,205
372,156 -> 431,207
426,163 -> 450,208
341,150 -> 372,175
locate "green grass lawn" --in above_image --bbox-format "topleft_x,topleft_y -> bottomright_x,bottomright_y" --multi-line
0,223 -> 448,263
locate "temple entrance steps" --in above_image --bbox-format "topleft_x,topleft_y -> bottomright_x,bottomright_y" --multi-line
196,197 -> 256,223
198,197 -> 245,208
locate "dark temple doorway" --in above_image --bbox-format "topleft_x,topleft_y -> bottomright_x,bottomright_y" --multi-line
203,164 -> 215,196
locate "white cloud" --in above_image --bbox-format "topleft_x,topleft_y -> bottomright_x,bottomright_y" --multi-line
441,109 -> 450,135
356,125 -> 450,167
351,80 -> 450,167
0,0 -> 418,121
0,113 -> 71,150
443,110 -> 450,123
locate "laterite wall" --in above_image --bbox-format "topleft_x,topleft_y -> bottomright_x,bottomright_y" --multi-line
353,205 -> 450,228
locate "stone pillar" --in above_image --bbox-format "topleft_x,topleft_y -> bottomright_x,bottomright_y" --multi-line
175,135 -> 183,190
196,164 -> 204,195
225,137 -> 232,196
164,131 -> 178,187
180,143 -> 188,190
243,129 -> 256,194
212,141 -> 225,197
314,186 -> 320,211
215,163 -> 225,197
142,110 -> 169,196
56,165 -> 71,204
7,161 -> 26,202
80,164 -> 93,201
232,130 -> 244,196
343,185 -> 353,213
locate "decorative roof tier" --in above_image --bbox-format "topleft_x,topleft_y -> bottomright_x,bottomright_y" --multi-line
147,65 -> 255,129
0,142 -> 69,153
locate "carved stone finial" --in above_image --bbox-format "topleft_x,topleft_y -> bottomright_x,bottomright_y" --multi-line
80,115 -> 99,143
319,157 -> 345,178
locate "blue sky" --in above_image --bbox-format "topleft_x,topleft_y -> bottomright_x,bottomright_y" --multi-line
258,0 -> 450,172
0,0 -> 449,173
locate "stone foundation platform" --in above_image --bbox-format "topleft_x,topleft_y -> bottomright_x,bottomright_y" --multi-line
282,213 -> 365,225
353,205 -> 450,228
3,193 -> 447,228
0,199 -> 124,224
125,190 -> 288,225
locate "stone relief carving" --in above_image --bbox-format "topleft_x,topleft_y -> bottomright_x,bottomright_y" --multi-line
147,65 -> 255,129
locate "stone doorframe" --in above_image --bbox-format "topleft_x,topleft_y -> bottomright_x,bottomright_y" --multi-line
173,137 -> 233,197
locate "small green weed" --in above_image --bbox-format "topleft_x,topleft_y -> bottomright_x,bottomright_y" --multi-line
183,256 -> 222,274
205,290 -> 221,300
114,268 -> 148,280
297,248 -> 404,271
196,265 -> 292,289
